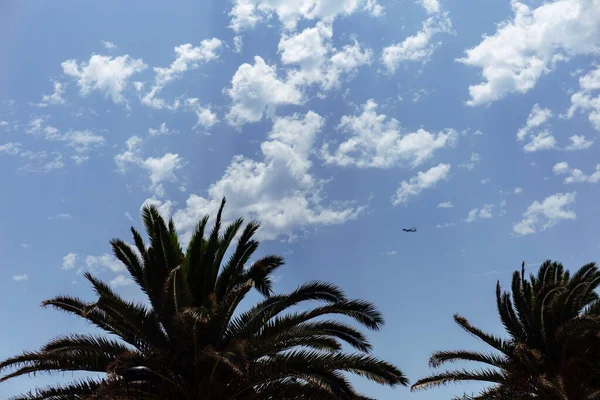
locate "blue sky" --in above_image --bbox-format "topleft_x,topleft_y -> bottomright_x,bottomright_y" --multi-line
1,0 -> 600,398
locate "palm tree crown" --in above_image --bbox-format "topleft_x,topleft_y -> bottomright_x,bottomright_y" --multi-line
412,260 -> 600,400
1,198 -> 407,400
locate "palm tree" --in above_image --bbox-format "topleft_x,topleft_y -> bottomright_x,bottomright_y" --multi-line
412,261 -> 600,400
0,198 -> 407,400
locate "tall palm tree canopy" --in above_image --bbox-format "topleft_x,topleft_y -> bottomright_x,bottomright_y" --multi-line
412,261 -> 600,400
0,198 -> 407,400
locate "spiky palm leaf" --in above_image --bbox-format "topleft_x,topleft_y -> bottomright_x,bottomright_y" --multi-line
1,198 -> 406,399
412,260 -> 600,399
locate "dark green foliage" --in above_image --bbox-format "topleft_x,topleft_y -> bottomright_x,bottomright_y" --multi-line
412,260 -> 600,399
0,198 -> 406,399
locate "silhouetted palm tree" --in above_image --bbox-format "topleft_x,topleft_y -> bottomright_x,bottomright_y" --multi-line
1,198 -> 407,400
412,261 -> 600,399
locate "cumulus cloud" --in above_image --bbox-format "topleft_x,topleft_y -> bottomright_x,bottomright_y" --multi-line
523,131 -> 557,152
517,104 -> 552,141
110,274 -> 134,287
115,136 -> 184,196
436,222 -> 456,229
280,22 -> 373,91
515,104 -> 557,152
148,122 -> 178,136
418,0 -> 440,14
465,204 -> 494,223
24,117 -> 105,155
382,12 -> 452,73
193,106 -> 219,129
13,274 -> 28,282
102,41 -> 118,49
566,134 -> 594,150
61,252 -> 77,270
226,56 -> 303,126
515,187 -> 523,194
0,142 -> 22,156
62,54 -> 147,104
553,161 -> 600,183
321,99 -> 456,168
85,254 -> 125,274
392,163 -> 451,205
437,201 -> 454,208
39,81 -> 66,106
142,39 -> 222,109
229,0 -> 383,32
146,112 -> 363,242
513,192 -> 576,236
460,0 -> 600,106
1,142 -> 65,173
567,65 -> 600,131
459,152 -> 480,170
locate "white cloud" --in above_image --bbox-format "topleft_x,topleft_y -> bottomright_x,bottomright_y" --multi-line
0,142 -> 22,156
459,152 -> 480,170
101,41 -> 118,49
115,136 -> 184,196
517,104 -> 552,141
13,274 -> 28,282
24,117 -> 105,153
71,155 -> 89,164
460,0 -> 600,106
21,243 -> 32,249
513,192 -> 576,236
382,12 -> 452,73
233,36 -> 243,53
0,121 -> 9,128
321,99 -> 456,168
229,0 -> 383,32
226,56 -> 303,126
567,65 -> 600,131
392,163 -> 451,205
148,111 -> 363,242
515,104 -> 557,152
418,0 -> 440,14
480,177 -> 491,185
553,161 -> 570,175
523,131 -> 557,152
62,252 -> 77,270
110,274 -> 134,287
566,134 -> 594,150
465,204 -> 494,223
85,254 -> 125,273
40,81 -> 66,106
280,22 -> 373,91
125,212 -> 135,222
49,213 -> 72,220
193,106 -> 219,129
142,39 -> 222,109
65,130 -> 105,152
62,54 -> 147,104
437,201 -> 454,208
381,250 -> 397,256
20,151 -> 64,173
436,222 -> 456,228
115,135 -> 143,173
554,162 -> 600,183
514,187 -> 523,194
143,153 -> 185,191
148,122 -> 177,136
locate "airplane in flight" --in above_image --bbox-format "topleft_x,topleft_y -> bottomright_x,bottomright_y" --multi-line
402,227 -> 417,233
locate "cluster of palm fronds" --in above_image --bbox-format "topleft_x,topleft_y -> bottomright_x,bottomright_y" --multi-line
412,261 -> 600,399
0,199 -> 406,400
